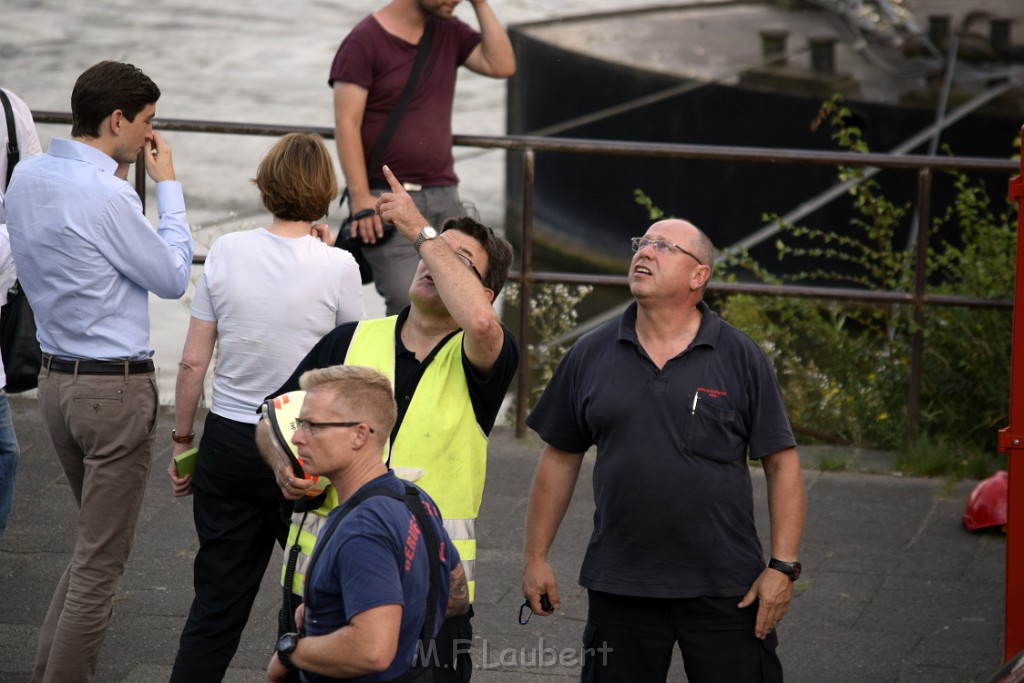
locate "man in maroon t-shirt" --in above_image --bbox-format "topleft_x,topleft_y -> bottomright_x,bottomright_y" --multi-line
330,0 -> 515,316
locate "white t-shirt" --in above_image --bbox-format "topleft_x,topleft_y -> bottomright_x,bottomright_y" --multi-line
191,228 -> 364,423
0,88 -> 44,224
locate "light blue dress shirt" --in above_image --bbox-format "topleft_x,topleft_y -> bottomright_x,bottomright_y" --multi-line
5,138 -> 193,360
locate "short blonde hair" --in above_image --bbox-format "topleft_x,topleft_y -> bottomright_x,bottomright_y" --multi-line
298,365 -> 396,438
253,132 -> 338,222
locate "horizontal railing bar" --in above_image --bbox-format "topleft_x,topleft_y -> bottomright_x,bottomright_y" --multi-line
457,135 -> 1019,174
509,271 -> 1013,310
31,111 -> 1018,175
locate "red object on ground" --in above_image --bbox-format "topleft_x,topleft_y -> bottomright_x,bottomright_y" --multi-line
963,471 -> 1009,531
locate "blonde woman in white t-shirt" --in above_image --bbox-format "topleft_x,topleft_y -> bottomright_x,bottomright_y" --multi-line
166,132 -> 365,682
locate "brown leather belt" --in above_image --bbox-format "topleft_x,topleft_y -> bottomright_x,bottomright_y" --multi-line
43,355 -> 154,375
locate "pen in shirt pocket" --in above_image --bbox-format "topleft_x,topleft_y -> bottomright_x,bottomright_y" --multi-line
691,390 -> 700,415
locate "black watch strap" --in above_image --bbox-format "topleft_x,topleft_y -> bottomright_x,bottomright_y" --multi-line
276,632 -> 300,670
768,558 -> 802,581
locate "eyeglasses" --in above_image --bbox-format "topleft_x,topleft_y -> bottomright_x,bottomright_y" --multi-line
453,251 -> 484,282
294,418 -> 375,435
630,237 -> 703,265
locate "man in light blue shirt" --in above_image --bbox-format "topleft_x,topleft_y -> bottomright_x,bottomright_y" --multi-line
4,60 -> 193,683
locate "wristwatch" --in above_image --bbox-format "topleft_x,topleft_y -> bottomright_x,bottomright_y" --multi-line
276,632 -> 300,670
413,226 -> 438,252
767,558 -> 802,581
171,429 -> 195,444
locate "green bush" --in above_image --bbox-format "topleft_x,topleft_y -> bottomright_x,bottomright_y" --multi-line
503,282 -> 594,409
644,95 -> 1017,475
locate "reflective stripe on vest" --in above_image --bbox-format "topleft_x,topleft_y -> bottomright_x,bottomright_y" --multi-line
281,316 -> 488,601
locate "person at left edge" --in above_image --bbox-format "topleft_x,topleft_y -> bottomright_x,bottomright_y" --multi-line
0,219 -> 23,541
0,85 -> 42,540
4,60 -> 194,683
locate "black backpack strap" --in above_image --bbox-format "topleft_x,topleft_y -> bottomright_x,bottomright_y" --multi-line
0,89 -> 21,188
280,507 -> 311,634
281,486 -> 399,633
400,484 -> 442,646
304,486 -> 402,588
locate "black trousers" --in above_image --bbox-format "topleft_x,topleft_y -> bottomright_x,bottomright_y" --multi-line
170,413 -> 291,682
582,590 -> 784,683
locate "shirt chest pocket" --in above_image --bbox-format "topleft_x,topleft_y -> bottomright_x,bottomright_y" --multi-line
682,398 -> 748,463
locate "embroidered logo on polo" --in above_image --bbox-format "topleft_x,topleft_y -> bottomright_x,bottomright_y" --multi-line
696,386 -> 727,399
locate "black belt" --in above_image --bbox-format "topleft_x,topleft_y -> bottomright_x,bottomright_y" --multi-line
43,355 -> 154,375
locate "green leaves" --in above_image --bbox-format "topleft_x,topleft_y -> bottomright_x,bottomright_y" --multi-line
709,96 -> 1016,471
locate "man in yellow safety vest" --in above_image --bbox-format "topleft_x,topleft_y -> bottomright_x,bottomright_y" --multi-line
258,165 -> 518,681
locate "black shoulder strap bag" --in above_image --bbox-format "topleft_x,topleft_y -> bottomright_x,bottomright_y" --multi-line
1,89 -> 22,187
0,88 -> 41,393
338,17 -> 436,284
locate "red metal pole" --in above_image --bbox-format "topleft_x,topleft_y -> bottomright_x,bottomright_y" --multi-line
997,125 -> 1024,662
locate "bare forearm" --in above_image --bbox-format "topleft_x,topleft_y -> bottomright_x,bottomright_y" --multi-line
417,238 -> 503,363
173,362 -> 206,436
292,631 -> 389,678
763,448 -> 805,561
447,562 -> 470,618
524,445 -> 584,562
174,319 -> 216,437
256,418 -> 287,471
468,0 -> 515,77
337,122 -> 370,199
334,84 -> 372,200
291,606 -> 401,677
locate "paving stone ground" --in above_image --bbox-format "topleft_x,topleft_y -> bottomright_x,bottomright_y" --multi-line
0,398 -> 1009,682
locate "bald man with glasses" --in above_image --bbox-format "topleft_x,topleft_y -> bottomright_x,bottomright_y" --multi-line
522,219 -> 806,683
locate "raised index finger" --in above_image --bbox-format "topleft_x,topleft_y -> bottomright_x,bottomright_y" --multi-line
381,164 -> 403,193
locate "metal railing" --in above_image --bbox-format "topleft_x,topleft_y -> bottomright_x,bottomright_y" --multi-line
31,111 -> 1021,439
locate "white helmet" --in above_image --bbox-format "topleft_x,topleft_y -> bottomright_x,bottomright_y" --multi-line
263,390 -> 328,498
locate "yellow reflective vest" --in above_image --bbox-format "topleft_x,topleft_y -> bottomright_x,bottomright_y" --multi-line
282,316 -> 488,601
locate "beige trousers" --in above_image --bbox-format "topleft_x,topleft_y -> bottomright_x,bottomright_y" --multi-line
31,367 -> 158,683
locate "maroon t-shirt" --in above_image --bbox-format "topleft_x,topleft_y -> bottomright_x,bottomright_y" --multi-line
329,15 -> 481,187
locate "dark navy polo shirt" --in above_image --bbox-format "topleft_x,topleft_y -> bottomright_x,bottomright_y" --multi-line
526,301 -> 796,599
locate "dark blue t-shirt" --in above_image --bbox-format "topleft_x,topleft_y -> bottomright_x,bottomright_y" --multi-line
302,472 -> 459,683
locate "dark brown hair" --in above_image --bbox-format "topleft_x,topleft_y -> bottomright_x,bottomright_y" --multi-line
441,216 -> 514,296
71,61 -> 160,138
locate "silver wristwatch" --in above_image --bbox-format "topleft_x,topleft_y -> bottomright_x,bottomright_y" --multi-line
413,226 -> 438,252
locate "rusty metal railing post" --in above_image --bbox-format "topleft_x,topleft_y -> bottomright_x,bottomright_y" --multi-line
907,168 -> 931,446
515,148 -> 536,439
997,126 -> 1024,662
